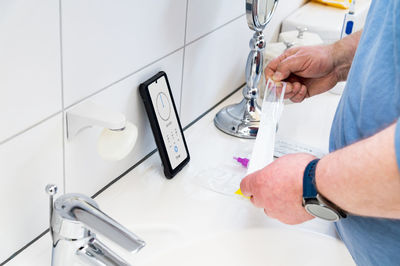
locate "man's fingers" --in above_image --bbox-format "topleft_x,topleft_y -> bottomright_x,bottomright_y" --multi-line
264,67 -> 275,81
240,175 -> 254,197
284,92 -> 295,99
275,82 -> 287,96
284,82 -> 292,93
250,195 -> 265,208
241,172 -> 269,208
250,196 -> 257,206
265,47 -> 300,80
274,82 -> 294,99
241,174 -> 265,208
290,84 -> 308,103
265,55 -> 283,76
282,82 -> 302,100
275,55 -> 306,82
284,82 -> 308,103
292,82 -> 302,95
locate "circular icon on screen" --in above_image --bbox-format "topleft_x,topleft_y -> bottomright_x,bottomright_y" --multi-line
156,92 -> 171,121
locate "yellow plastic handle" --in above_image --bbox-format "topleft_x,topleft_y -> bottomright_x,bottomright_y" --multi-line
235,188 -> 250,199
312,0 -> 350,9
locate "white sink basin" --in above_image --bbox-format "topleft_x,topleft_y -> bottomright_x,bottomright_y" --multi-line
143,227 -> 355,266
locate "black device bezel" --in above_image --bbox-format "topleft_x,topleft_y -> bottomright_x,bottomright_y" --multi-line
139,71 -> 190,179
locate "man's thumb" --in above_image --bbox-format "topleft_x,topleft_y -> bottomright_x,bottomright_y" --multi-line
273,54 -> 303,81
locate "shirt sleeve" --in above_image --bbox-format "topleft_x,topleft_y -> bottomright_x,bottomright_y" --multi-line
394,118 -> 400,170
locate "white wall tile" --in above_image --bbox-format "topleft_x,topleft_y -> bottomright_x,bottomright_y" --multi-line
263,0 -> 308,42
186,0 -> 245,43
0,0 -> 61,143
181,16 -> 251,127
62,0 -> 187,106
0,0 -> 310,263
0,115 -> 63,262
181,0 -> 307,127
64,50 -> 183,196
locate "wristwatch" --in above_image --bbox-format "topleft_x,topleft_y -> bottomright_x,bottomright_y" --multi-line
302,159 -> 347,221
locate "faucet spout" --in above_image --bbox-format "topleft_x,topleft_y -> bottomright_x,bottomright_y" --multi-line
77,237 -> 130,266
46,187 -> 145,266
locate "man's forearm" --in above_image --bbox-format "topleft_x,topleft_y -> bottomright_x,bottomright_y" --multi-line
332,30 -> 363,82
316,122 -> 400,219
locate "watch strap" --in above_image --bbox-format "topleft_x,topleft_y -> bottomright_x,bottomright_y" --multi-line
303,159 -> 320,199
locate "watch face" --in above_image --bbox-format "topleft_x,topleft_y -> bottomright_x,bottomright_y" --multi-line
305,204 -> 340,222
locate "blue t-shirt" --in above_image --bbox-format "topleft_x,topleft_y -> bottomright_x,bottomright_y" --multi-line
329,0 -> 400,265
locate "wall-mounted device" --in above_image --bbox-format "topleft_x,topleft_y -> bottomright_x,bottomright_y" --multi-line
140,71 -> 190,179
66,101 -> 138,161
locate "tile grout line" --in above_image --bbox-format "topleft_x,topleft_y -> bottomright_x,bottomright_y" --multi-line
0,1 -> 66,265
0,45 -> 182,148
59,0 -> 66,194
179,0 -> 190,115
0,9 -> 248,264
183,83 -> 245,130
64,47 -> 184,110
0,14 -> 245,147
0,229 -> 49,266
0,48 -> 184,147
94,83 -> 245,199
91,149 -> 157,199
0,82 -> 245,266
185,13 -> 245,47
65,12 -> 246,112
0,111 -> 62,146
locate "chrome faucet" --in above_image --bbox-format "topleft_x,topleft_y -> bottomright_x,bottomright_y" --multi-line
45,184 -> 145,266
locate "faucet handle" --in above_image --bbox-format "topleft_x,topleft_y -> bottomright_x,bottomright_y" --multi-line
296,26 -> 308,39
283,41 -> 296,50
72,200 -> 146,253
46,184 -> 58,196
53,194 -> 145,253
45,184 -> 58,229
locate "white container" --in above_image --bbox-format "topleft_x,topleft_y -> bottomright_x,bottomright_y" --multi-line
264,42 -> 287,63
281,0 -> 371,44
279,27 -> 324,47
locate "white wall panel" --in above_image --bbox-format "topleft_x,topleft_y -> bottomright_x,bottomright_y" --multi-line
181,16 -> 250,126
0,0 -> 61,142
186,0 -> 244,43
0,0 -> 308,263
64,50 -> 183,196
0,115 -> 63,262
263,0 -> 308,42
62,0 -> 186,106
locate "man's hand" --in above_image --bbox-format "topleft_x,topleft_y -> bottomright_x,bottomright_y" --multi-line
265,31 -> 362,103
240,153 -> 316,225
265,45 -> 339,103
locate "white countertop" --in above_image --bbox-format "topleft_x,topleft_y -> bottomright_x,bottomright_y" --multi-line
9,89 -> 346,266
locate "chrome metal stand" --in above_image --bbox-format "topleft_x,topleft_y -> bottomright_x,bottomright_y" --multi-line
214,0 -> 278,138
214,31 -> 265,138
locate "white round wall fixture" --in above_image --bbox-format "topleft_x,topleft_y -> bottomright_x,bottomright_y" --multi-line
97,121 -> 138,161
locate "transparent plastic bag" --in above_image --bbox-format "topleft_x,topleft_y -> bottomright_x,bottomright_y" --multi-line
247,79 -> 286,175
189,80 -> 286,198
191,162 -> 248,197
